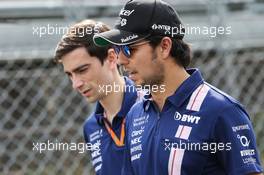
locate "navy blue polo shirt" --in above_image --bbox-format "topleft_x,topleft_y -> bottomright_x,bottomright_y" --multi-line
122,69 -> 263,175
83,77 -> 138,175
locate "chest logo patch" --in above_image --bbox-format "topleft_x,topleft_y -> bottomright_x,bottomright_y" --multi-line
174,111 -> 201,124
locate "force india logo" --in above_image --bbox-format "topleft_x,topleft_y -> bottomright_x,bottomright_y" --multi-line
174,111 -> 201,124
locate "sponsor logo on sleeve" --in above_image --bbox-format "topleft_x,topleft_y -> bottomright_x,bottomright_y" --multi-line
237,135 -> 250,147
232,124 -> 250,132
240,149 -> 255,157
236,134 -> 257,164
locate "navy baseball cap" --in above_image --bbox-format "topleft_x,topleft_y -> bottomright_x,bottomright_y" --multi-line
93,0 -> 185,46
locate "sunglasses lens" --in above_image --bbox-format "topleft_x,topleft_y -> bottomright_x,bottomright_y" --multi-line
114,45 -> 131,58
122,45 -> 131,57
113,46 -> 121,55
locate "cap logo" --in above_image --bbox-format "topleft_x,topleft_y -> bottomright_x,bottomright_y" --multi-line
151,24 -> 158,30
121,34 -> 138,43
152,24 -> 171,35
120,18 -> 127,26
119,9 -> 135,16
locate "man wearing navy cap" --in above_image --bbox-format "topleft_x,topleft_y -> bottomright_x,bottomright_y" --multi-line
93,0 -> 263,174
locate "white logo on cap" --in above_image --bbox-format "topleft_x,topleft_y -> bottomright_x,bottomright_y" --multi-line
120,18 -> 127,26
152,24 -> 158,29
119,9 -> 135,16
151,24 -> 171,35
121,34 -> 138,43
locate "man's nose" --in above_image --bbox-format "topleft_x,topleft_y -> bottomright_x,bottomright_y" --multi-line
72,76 -> 84,90
117,52 -> 129,66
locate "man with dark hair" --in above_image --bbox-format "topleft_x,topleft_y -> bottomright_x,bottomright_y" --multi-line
93,0 -> 263,175
55,19 -> 139,175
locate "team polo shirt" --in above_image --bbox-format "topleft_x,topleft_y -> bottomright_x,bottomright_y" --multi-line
83,77 -> 138,175
122,68 -> 263,175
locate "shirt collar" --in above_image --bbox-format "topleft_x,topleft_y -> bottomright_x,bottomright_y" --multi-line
95,77 -> 138,125
143,68 -> 204,111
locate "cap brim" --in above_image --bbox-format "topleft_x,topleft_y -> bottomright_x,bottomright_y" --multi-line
93,29 -> 149,46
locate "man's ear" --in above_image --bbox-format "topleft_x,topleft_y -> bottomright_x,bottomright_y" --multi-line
159,37 -> 172,59
106,48 -> 117,69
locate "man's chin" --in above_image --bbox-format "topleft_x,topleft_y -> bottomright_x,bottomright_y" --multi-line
85,97 -> 97,103
85,94 -> 105,103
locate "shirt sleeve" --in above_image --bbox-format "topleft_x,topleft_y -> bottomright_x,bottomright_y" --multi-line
213,103 -> 263,175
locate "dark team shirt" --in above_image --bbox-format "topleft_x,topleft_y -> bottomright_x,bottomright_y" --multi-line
83,77 -> 138,175
122,68 -> 263,175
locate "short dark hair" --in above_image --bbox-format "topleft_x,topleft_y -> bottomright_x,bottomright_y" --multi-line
54,19 -> 110,64
147,36 -> 191,68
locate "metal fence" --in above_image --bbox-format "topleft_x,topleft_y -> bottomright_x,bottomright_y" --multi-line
0,58 -> 95,175
1,0 -> 264,174
0,46 -> 263,175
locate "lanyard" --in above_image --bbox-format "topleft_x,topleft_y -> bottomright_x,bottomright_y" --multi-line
103,112 -> 125,147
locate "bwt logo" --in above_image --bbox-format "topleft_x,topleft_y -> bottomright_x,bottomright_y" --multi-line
174,111 -> 201,124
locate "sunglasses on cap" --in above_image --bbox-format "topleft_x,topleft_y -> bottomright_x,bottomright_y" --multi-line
113,41 -> 150,58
